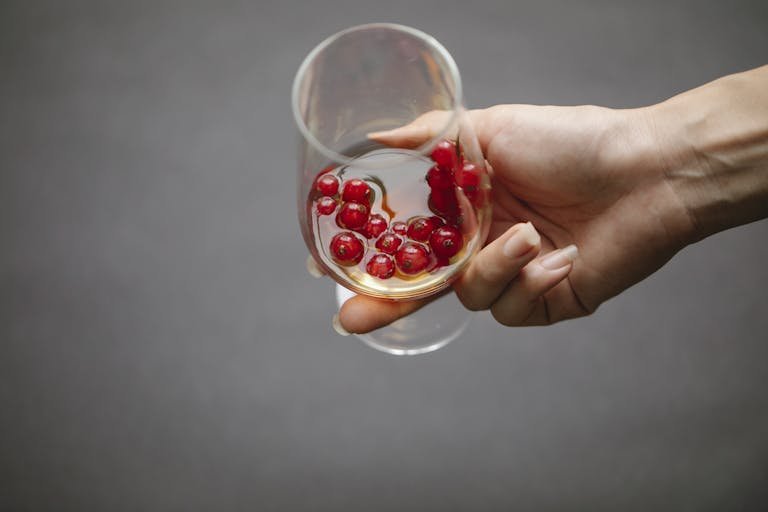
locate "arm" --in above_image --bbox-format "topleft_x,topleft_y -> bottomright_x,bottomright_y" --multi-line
331,66 -> 768,334
647,65 -> 768,241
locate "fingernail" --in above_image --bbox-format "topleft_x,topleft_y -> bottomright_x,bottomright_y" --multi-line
306,255 -> 323,278
332,313 -> 350,336
539,245 -> 579,270
502,222 -> 540,258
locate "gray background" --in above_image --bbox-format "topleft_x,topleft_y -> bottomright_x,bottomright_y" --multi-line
1,0 -> 767,510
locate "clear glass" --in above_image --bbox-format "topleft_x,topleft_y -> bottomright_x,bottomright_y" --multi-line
292,23 -> 490,354
335,284 -> 472,355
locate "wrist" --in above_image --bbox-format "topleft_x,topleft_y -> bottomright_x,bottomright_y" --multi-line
643,66 -> 768,242
602,106 -> 700,250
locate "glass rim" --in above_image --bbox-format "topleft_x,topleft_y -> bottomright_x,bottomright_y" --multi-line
291,22 -> 463,166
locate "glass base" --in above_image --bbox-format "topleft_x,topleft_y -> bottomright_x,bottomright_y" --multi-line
335,284 -> 471,355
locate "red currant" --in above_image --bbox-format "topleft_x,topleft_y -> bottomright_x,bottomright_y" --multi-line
455,162 -> 481,190
316,196 -> 337,215
428,189 -> 459,218
429,225 -> 464,259
330,232 -> 365,266
395,242 -> 432,275
430,139 -> 459,172
341,179 -> 371,204
375,232 -> 402,254
456,163 -> 481,203
407,216 -> 441,242
465,188 -> 486,207
363,213 -> 388,239
426,165 -> 454,191
316,174 -> 340,196
336,201 -> 369,230
429,216 -> 445,229
391,221 -> 408,236
366,253 -> 395,279
433,256 -> 450,270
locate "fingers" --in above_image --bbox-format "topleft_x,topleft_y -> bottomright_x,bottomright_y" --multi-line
454,222 -> 541,311
314,240 -> 577,333
490,245 -> 578,326
333,243 -> 578,334
367,111 -> 453,148
335,294 -> 433,335
368,109 -> 494,151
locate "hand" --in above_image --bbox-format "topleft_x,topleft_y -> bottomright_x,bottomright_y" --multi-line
325,66 -> 768,334
326,105 -> 691,333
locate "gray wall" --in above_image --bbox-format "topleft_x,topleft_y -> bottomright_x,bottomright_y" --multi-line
1,1 -> 767,510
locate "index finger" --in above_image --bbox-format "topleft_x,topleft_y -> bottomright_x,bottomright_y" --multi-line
368,108 -> 497,152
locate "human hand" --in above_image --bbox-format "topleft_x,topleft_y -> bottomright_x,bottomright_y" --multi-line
326,66 -> 768,334
325,104 -> 690,333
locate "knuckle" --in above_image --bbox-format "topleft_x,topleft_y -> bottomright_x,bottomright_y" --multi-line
490,303 -> 521,327
474,263 -> 506,285
548,301 -> 598,323
456,289 -> 487,312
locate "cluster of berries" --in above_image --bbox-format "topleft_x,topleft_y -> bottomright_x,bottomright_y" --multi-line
426,139 -> 483,220
314,139 -> 481,279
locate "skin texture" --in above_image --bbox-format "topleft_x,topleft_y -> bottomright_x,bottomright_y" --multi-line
320,65 -> 768,335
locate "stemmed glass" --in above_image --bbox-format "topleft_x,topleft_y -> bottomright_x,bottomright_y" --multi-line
292,23 -> 491,355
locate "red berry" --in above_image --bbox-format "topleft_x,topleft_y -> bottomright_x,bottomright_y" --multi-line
430,140 -> 459,171
395,242 -> 432,275
316,174 -> 340,196
366,253 -> 395,279
391,221 -> 408,236
433,256 -> 450,270
375,232 -> 403,254
407,216 -> 441,242
329,231 -> 365,266
363,213 -> 388,239
429,216 -> 445,228
426,165 -> 454,190
341,179 -> 371,204
456,162 -> 482,205
428,189 -> 459,218
465,188 -> 483,206
429,225 -> 464,259
455,162 -> 481,190
316,196 -> 337,215
336,201 -> 369,230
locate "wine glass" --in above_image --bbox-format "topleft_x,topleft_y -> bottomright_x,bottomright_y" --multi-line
292,23 -> 491,355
